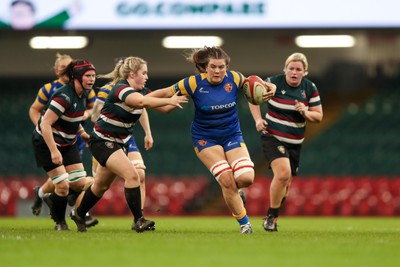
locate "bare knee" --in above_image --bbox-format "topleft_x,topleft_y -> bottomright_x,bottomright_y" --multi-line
131,160 -> 146,185
235,172 -> 254,188
274,170 -> 292,186
92,182 -> 111,196
137,169 -> 145,185
218,174 -> 237,192
83,176 -> 94,191
55,180 -> 69,196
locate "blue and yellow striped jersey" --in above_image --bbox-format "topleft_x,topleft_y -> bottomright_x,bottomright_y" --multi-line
170,70 -> 246,138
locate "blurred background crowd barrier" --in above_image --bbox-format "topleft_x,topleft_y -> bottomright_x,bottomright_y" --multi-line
1,175 -> 399,217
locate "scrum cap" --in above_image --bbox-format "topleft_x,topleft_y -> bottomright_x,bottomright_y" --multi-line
72,60 -> 95,81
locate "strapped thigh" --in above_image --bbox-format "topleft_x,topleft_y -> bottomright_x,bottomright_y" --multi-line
51,173 -> 69,184
231,157 -> 254,179
68,170 -> 87,183
210,160 -> 232,181
131,159 -> 146,170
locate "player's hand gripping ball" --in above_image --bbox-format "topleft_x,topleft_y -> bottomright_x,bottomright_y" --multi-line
243,75 -> 268,105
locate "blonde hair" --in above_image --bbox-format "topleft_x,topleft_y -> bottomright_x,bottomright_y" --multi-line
54,53 -> 72,70
98,56 -> 147,84
284,52 -> 309,75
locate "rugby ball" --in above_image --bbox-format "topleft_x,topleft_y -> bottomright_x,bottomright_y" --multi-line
243,75 -> 267,105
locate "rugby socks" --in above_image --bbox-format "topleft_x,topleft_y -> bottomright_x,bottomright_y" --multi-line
49,193 -> 68,222
233,208 -> 250,226
76,186 -> 100,219
67,188 -> 80,206
124,187 -> 143,223
268,207 -> 280,218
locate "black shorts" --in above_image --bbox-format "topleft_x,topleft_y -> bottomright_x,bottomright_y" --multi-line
261,134 -> 302,176
89,136 -> 127,167
32,135 -> 81,172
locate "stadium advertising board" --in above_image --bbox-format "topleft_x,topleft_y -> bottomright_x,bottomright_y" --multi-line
0,0 -> 399,30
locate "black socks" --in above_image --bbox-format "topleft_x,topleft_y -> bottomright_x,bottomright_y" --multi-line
76,186 -> 101,218
124,187 -> 142,222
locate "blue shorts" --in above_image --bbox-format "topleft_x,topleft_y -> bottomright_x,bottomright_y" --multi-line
127,136 -> 140,153
192,132 -> 245,153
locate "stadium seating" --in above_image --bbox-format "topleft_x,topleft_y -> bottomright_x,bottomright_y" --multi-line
300,88 -> 400,175
89,176 -> 211,216
1,80 -> 400,218
0,175 -> 211,217
1,175 -> 399,217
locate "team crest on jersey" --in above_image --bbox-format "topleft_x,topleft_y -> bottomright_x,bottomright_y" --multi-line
224,83 -> 233,92
105,141 -> 114,149
277,145 -> 285,154
198,140 -> 207,146
301,90 -> 306,99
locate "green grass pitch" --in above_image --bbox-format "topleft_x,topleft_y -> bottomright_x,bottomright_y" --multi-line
1,216 -> 399,267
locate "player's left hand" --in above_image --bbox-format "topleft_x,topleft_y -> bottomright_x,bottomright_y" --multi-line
262,82 -> 276,101
170,92 -> 189,109
80,132 -> 90,146
294,99 -> 307,116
